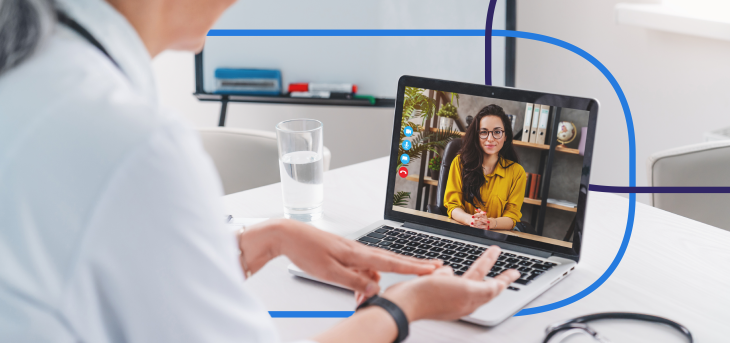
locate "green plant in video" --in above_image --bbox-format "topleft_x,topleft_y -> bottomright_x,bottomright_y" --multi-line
436,102 -> 459,119
395,88 -> 462,208
400,127 -> 462,163
393,191 -> 411,206
398,87 -> 462,168
428,154 -> 442,171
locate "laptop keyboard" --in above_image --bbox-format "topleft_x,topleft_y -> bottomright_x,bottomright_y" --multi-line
357,225 -> 559,290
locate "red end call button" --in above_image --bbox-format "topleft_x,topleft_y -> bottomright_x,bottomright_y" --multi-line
398,167 -> 408,178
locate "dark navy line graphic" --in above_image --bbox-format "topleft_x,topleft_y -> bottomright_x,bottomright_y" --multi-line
589,185 -> 730,193
484,0 -> 498,85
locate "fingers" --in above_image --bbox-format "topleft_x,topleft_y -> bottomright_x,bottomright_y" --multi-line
354,270 -> 380,305
334,267 -> 381,297
433,265 -> 454,276
475,269 -> 520,301
494,269 -> 520,285
463,245 -> 501,280
354,291 -> 366,306
470,220 -> 489,230
469,275 -> 510,304
467,266 -> 520,304
349,245 -> 441,275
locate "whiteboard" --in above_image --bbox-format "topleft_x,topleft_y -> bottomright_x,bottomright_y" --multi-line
201,0 -> 511,99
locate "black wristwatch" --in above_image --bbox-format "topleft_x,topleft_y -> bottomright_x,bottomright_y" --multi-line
356,295 -> 409,343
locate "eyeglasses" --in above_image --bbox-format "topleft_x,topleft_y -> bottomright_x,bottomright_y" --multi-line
479,129 -> 504,140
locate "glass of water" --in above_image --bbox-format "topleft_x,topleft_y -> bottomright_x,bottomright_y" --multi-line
275,119 -> 324,222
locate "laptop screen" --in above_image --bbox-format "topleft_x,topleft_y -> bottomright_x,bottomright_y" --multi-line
386,76 -> 598,258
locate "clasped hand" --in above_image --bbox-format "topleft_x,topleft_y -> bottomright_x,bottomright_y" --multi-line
470,208 -> 496,230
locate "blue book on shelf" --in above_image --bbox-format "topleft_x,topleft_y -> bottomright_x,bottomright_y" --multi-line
214,68 -> 282,95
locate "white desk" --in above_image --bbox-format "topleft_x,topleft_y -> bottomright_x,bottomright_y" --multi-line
224,157 -> 730,342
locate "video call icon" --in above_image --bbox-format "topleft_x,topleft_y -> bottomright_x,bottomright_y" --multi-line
400,154 -> 410,165
404,126 -> 413,137
402,140 -> 411,150
398,167 -> 409,178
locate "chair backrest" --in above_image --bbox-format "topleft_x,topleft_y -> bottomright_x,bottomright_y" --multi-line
434,138 -> 463,215
647,140 -> 730,231
197,127 -> 331,195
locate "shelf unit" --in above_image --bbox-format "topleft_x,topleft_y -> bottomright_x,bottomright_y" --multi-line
405,177 -> 577,212
522,197 -> 577,213
409,105 -> 581,236
193,52 -> 395,126
405,174 -> 438,187
195,93 -> 395,126
428,128 -> 581,155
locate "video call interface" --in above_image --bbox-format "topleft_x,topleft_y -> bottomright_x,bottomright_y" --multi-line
392,87 -> 591,248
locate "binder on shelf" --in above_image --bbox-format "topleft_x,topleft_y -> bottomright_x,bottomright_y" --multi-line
524,173 -> 532,197
536,105 -> 551,145
529,173 -> 538,199
521,103 -> 534,142
528,104 -> 541,144
535,174 -> 542,199
213,68 -> 282,95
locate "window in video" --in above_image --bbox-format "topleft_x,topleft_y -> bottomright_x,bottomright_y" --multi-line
392,87 -> 590,248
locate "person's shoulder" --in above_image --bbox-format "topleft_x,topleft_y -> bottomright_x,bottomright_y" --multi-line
504,159 -> 526,176
0,27 -> 177,152
0,25 -> 197,191
448,154 -> 463,171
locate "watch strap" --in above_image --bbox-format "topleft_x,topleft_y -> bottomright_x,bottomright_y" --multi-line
356,295 -> 409,343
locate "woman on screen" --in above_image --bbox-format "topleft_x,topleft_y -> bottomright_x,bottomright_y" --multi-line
445,105 -> 527,230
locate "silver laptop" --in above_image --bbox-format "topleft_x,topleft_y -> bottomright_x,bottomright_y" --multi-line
289,75 -> 599,326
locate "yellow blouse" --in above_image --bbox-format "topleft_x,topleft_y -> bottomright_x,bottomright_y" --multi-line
444,155 -> 526,228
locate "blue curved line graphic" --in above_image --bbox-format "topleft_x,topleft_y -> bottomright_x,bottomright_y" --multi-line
206,29 -> 637,318
269,311 -> 354,318
493,30 -> 636,316
207,29 -> 486,36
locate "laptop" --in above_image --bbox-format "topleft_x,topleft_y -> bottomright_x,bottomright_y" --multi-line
289,75 -> 599,326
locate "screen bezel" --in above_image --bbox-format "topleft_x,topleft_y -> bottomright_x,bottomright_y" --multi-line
384,76 -> 599,261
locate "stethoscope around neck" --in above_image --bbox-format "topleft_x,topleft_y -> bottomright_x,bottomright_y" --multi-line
56,10 -> 121,70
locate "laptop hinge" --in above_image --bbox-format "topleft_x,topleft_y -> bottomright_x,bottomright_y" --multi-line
402,222 -> 552,258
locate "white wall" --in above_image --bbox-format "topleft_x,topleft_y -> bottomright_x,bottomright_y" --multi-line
515,0 -> 730,203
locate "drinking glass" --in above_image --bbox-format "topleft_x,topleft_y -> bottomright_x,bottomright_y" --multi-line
275,119 -> 324,222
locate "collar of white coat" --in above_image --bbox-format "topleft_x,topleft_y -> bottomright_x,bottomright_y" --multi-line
56,0 -> 157,105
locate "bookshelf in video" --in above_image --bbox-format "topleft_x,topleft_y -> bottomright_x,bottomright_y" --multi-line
392,87 -> 589,248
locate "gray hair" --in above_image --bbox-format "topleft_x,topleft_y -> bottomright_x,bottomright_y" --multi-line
0,0 -> 55,75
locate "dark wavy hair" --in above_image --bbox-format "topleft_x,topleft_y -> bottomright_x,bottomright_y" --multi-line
0,0 -> 55,76
458,104 -> 519,208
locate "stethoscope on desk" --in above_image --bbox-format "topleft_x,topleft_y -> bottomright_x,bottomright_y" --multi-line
543,312 -> 693,343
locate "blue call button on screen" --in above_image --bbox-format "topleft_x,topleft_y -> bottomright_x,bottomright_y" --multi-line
400,154 -> 410,164
402,140 -> 411,150
404,126 -> 413,137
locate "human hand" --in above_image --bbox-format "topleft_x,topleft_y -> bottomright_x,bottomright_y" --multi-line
470,209 -> 495,230
241,219 -> 441,298
378,245 -> 519,321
